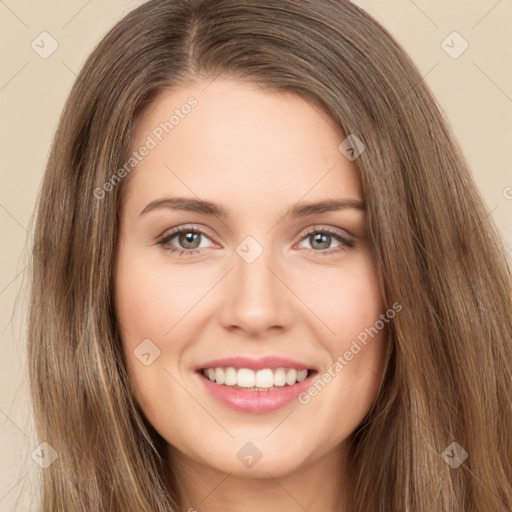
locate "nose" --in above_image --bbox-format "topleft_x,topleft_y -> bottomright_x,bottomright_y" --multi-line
218,245 -> 295,337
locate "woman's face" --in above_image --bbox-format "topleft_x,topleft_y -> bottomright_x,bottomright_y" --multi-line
114,78 -> 388,480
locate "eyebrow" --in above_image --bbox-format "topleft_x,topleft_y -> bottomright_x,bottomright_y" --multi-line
139,196 -> 365,218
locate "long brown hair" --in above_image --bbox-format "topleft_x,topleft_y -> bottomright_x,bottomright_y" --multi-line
26,0 -> 512,510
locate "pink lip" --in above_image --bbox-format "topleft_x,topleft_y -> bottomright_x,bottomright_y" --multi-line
194,356 -> 317,414
197,372 -> 316,413
196,356 -> 314,371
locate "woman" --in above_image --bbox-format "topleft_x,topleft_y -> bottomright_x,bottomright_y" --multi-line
27,0 -> 512,510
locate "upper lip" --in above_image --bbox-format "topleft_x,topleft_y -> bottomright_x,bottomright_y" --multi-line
196,356 -> 315,372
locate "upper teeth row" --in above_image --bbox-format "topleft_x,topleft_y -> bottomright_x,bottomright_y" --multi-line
203,367 -> 308,388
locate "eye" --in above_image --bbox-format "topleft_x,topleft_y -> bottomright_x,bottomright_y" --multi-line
296,227 -> 355,255
157,225 -> 215,256
157,225 -> 355,257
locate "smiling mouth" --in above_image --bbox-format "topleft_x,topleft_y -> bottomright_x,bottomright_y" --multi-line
199,367 -> 317,391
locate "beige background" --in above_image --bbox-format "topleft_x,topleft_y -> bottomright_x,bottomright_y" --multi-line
1,0 -> 510,509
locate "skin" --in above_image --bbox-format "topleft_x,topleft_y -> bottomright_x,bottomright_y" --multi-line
114,78 -> 388,512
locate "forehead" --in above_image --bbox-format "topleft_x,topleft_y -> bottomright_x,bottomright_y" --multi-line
122,78 -> 362,217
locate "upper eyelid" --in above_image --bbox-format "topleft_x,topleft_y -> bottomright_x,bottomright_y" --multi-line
160,225 -> 215,242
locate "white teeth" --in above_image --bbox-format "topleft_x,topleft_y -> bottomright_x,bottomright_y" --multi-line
203,367 -> 310,388
273,368 -> 287,386
286,368 -> 298,386
215,367 -> 225,385
224,367 -> 237,386
255,369 -> 274,388
237,368 -> 255,388
297,369 -> 308,382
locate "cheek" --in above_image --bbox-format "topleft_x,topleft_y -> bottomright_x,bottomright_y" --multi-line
298,254 -> 388,420
113,250 -> 217,425
300,253 -> 385,344
114,250 -> 211,341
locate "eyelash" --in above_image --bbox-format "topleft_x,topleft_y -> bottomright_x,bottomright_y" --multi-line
156,225 -> 355,257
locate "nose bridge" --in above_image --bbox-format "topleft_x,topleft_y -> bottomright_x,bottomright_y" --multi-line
219,235 -> 292,334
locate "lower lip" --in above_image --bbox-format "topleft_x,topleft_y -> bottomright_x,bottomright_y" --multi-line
197,371 -> 316,414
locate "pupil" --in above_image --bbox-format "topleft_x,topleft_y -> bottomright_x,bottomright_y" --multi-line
180,232 -> 200,249
312,233 -> 330,250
